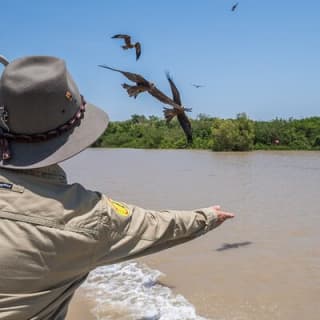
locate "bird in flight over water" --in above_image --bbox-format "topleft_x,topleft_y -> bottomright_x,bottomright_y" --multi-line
111,34 -> 141,60
98,65 -> 193,143
165,73 -> 193,144
231,2 -> 239,11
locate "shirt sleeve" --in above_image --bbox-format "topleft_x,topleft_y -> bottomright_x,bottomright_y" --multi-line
92,195 -> 221,267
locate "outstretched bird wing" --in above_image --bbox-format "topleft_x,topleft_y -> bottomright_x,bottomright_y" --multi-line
98,65 -> 149,85
164,74 -> 193,142
148,86 -> 180,109
135,42 -> 141,60
166,73 -> 182,106
112,34 -> 132,46
177,113 -> 193,143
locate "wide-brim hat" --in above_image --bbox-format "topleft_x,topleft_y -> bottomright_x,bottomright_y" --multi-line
0,55 -> 109,169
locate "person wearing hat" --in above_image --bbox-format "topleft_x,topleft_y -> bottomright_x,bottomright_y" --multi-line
0,55 -> 235,320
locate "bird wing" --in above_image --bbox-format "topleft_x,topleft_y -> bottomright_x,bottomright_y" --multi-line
98,65 -> 149,85
165,74 -> 193,142
166,73 -> 182,106
148,86 -> 180,109
135,42 -> 141,60
163,107 -> 192,142
112,34 -> 132,46
177,113 -> 193,143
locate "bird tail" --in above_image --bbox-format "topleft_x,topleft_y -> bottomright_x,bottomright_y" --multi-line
163,107 -> 178,122
122,83 -> 139,98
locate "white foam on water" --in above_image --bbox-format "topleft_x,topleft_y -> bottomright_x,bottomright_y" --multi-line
82,261 -> 209,320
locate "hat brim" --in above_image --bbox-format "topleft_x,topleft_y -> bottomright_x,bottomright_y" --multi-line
0,102 -> 109,169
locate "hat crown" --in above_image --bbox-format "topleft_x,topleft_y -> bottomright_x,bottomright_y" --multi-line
0,56 -> 81,134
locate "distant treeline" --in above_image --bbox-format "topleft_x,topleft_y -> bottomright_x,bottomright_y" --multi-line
93,113 -> 320,151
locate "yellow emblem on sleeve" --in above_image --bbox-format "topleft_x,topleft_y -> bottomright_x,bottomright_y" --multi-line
108,198 -> 130,217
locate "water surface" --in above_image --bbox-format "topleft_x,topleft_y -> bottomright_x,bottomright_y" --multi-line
63,149 -> 320,320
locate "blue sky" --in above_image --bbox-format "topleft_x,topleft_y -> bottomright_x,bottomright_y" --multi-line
1,0 -> 320,121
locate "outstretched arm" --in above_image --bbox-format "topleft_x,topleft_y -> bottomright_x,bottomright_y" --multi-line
93,196 -> 234,267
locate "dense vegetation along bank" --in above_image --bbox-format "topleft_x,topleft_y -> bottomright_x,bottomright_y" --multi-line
93,113 -> 320,151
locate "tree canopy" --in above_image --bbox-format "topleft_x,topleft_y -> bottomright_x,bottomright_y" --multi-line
93,114 -> 320,151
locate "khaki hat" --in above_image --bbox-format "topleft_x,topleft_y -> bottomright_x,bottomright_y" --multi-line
0,55 -> 109,169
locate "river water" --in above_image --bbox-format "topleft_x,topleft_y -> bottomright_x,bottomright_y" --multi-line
62,149 -> 320,320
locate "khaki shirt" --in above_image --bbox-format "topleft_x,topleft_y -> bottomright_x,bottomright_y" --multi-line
0,165 -> 220,320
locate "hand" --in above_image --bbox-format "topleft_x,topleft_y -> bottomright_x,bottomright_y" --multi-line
212,205 -> 235,225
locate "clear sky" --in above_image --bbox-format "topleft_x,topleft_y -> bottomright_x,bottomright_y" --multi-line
1,0 -> 320,121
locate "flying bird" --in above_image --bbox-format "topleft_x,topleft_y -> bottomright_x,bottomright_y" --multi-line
98,65 -> 181,107
192,84 -> 205,88
98,65 -> 152,98
231,2 -> 239,11
98,65 -> 193,143
112,34 -> 141,60
165,73 -> 193,143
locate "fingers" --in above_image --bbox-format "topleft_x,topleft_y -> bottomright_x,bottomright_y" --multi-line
217,212 -> 234,222
221,212 -> 235,218
212,205 -> 235,223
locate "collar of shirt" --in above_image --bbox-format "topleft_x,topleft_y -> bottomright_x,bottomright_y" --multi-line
5,165 -> 68,184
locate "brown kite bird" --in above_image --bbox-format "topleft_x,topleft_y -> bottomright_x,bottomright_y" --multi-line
112,34 -> 141,60
98,65 -> 153,98
98,65 -> 193,143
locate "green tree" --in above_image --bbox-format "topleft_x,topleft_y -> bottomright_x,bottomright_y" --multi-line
92,113 -> 320,151
211,113 -> 255,151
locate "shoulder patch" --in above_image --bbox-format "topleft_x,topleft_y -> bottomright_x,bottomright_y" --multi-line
108,198 -> 130,217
